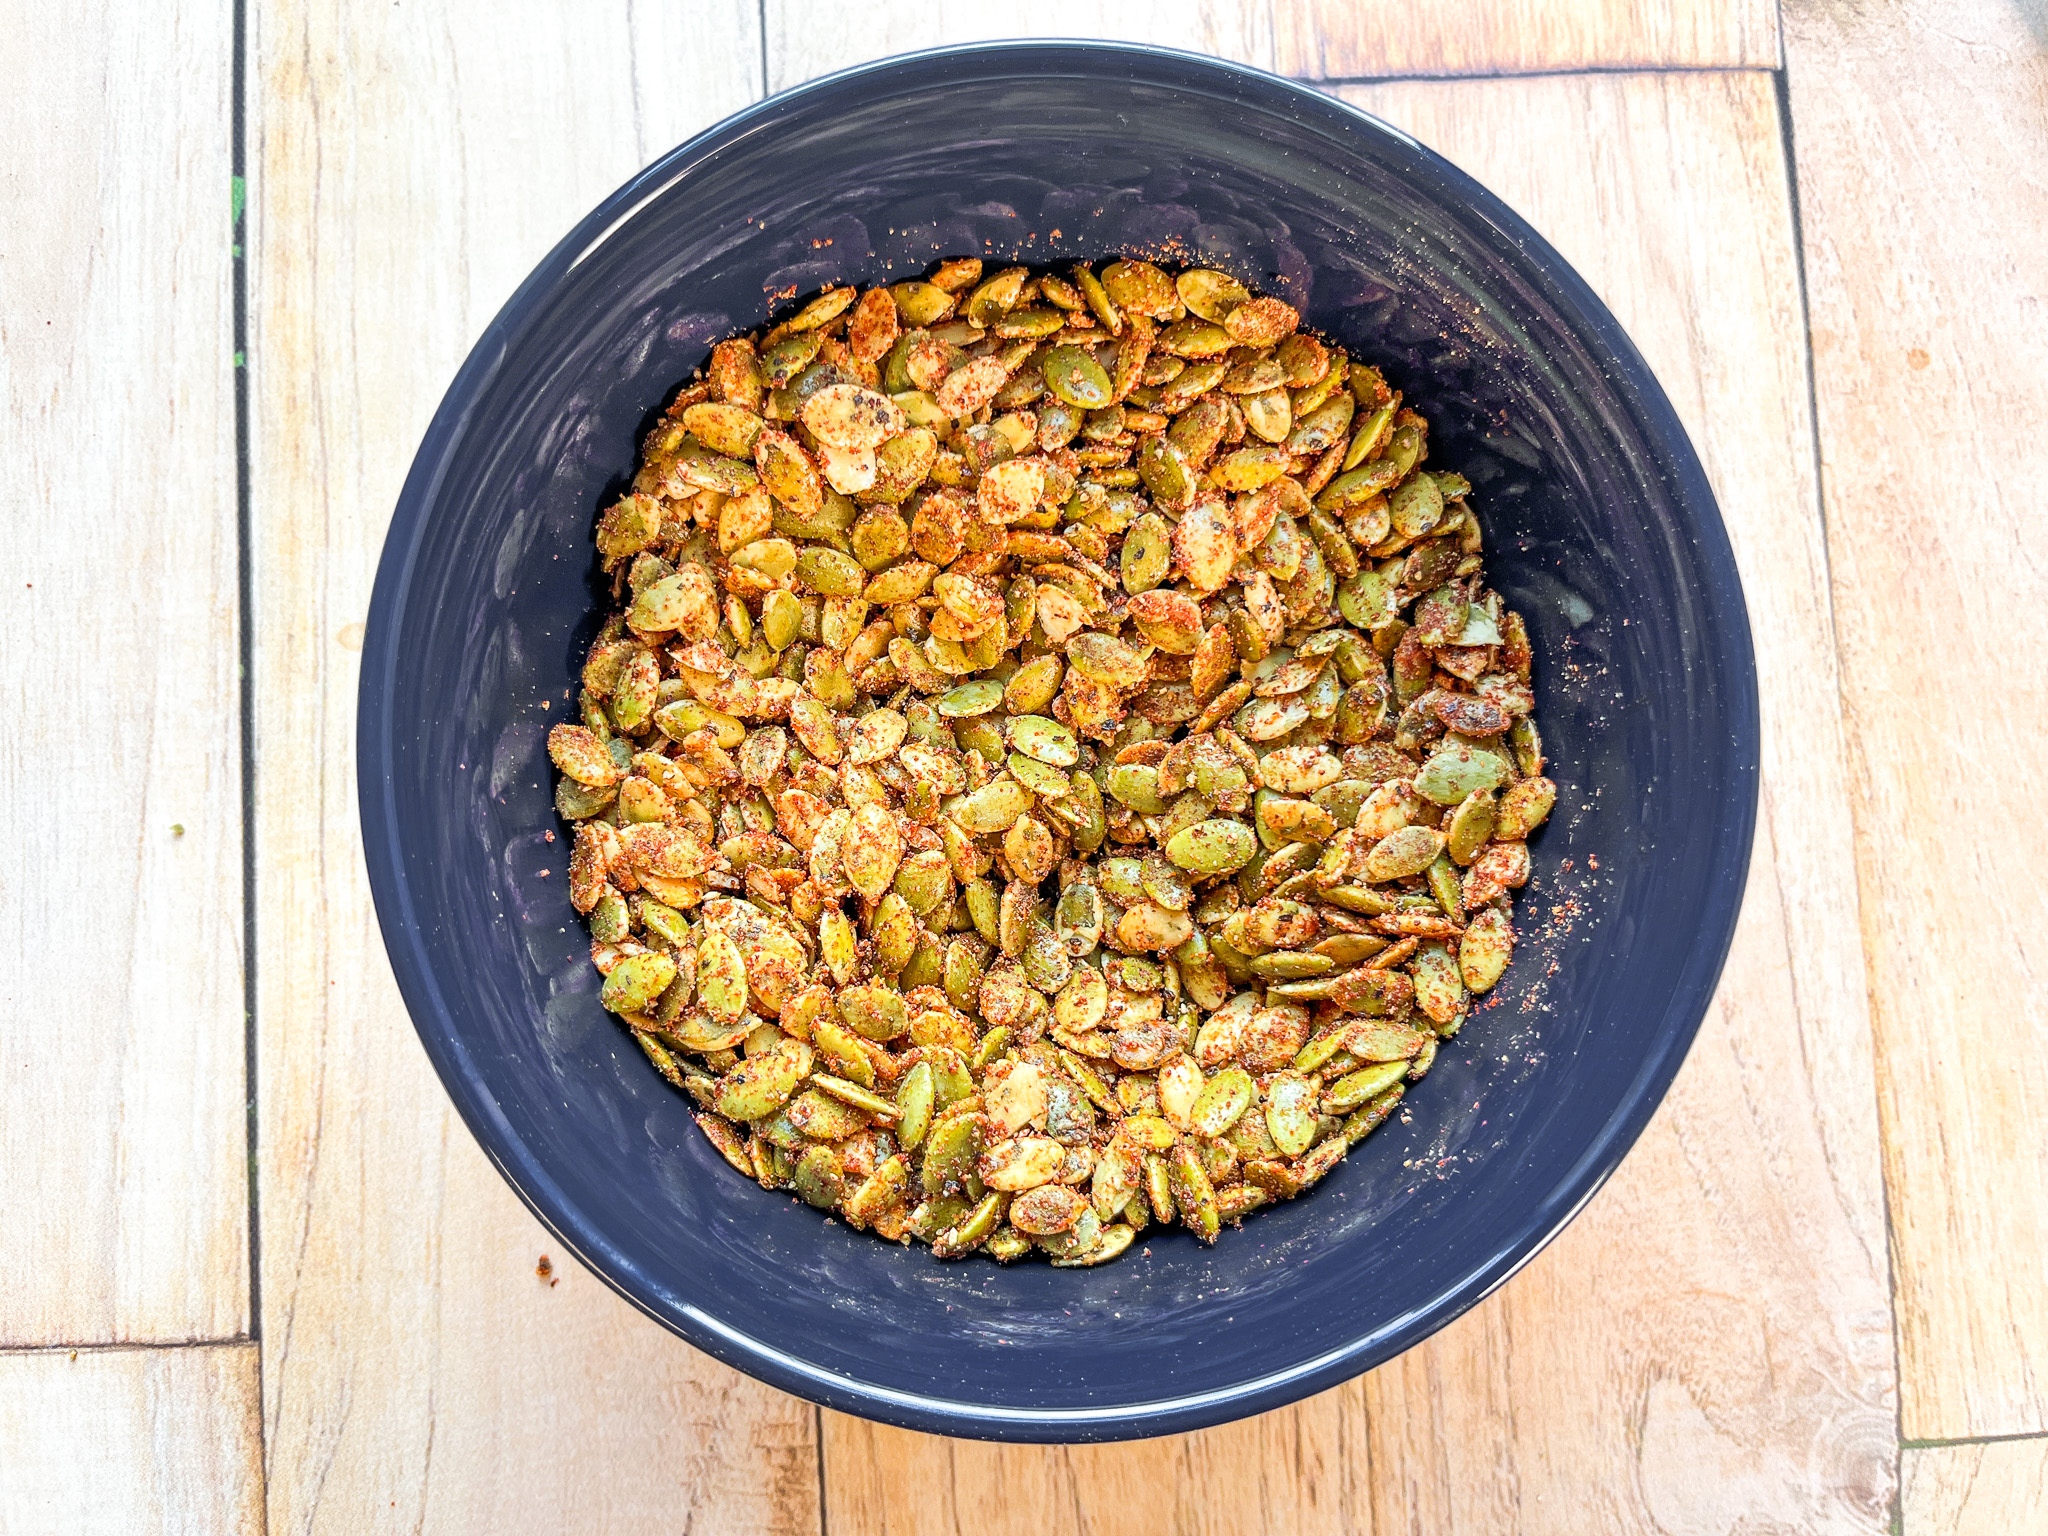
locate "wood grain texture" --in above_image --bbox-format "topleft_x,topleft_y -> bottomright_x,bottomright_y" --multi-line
0,1344 -> 265,1535
0,0 -> 248,1345
825,1404 -> 1375,1536
761,1 -> 1274,92
819,69 -> 1896,1536
248,4 -> 819,1532
1275,0 -> 1780,78
1902,1437 -> 2048,1536
1785,0 -> 2048,1441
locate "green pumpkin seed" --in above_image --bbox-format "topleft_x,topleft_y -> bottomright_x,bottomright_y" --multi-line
965,267 -> 1027,327
812,1073 -> 901,1122
1460,908 -> 1515,992
1325,1059 -> 1409,1114
1007,714 -> 1078,767
697,930 -> 749,1024
1120,512 -> 1172,594
1005,754 -> 1068,798
811,1015 -> 874,1087
840,983 -> 910,1042
895,1062 -> 936,1151
1175,267 -> 1250,322
952,777 -> 1034,833
1106,764 -> 1169,814
713,1038 -> 811,1121
1190,1066 -> 1254,1137
784,1087 -> 869,1141
1101,259 -> 1175,316
931,1191 -> 1003,1257
1004,655 -> 1063,714
601,952 -> 676,1015
789,1145 -> 843,1210
1164,819 -> 1258,875
1137,435 -> 1195,506
1167,1143 -> 1220,1242
937,680 -> 1004,717
1263,1072 -> 1319,1156
1042,345 -> 1114,409
1415,742 -> 1510,805
892,281 -> 955,326
1495,776 -> 1557,839
1411,941 -> 1468,1027
870,892 -> 920,974
1364,825 -> 1444,882
1389,472 -> 1445,538
794,545 -> 865,597
843,1155 -> 911,1230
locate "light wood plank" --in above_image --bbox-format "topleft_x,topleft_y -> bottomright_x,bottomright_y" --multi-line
249,4 -> 820,1532
818,69 -> 1896,1535
1784,0 -> 2048,1442
825,1405 -> 1373,1536
761,1 -> 1274,93
1902,1438 -> 2048,1536
0,1344 -> 265,1535
0,0 -> 247,1344
1330,69 -> 1893,1534
1277,0 -> 1779,77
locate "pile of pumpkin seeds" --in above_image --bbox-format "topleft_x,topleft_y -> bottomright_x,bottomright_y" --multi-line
551,256 -> 1555,1266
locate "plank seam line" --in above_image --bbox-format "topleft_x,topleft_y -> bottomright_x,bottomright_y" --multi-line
231,0 -> 258,1349
0,1341 -> 260,1359
1773,59 -> 1908,1513
231,0 -> 272,1522
1901,1430 -> 2048,1451
1303,62 -> 1778,89
814,1405 -> 830,1536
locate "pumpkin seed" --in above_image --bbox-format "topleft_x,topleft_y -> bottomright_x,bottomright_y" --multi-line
1495,776 -> 1557,839
1190,1066 -> 1255,1137
1007,714 -> 1078,767
712,1038 -> 811,1121
601,952 -> 675,1015
1163,819 -> 1257,875
1324,1059 -> 1408,1114
1460,908 -> 1515,992
1364,825 -> 1444,882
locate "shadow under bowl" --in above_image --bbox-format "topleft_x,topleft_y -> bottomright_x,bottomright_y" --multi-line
359,41 -> 1758,1442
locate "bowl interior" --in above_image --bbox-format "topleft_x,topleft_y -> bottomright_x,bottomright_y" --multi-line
361,44 -> 1756,1440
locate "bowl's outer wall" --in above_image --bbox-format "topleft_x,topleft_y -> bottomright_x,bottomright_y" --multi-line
361,45 -> 1757,1440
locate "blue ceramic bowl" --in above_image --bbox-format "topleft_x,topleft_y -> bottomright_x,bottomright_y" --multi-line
360,41 -> 1757,1441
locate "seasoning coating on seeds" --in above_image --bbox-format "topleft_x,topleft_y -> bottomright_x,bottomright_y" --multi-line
553,258 -> 1555,1264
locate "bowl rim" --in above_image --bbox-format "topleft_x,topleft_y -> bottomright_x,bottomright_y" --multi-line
358,37 -> 1759,1441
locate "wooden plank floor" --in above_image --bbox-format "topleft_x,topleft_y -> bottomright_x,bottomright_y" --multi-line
0,0 -> 247,1349
6,2 -> 2047,1532
0,1346 -> 265,1535
1784,0 -> 2048,1445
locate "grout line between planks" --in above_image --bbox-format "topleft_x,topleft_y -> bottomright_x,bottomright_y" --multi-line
1304,61 -> 1778,90
0,1341 -> 263,1359
231,0 -> 270,1511
814,1404 -> 830,1536
1772,56 -> 1908,1519
1900,1429 -> 2048,1451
